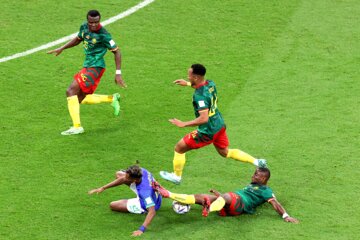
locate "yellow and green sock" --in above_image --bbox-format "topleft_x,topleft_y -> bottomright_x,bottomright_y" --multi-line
227,149 -> 256,165
67,96 -> 81,127
173,151 -> 186,177
169,193 -> 196,205
81,94 -> 112,104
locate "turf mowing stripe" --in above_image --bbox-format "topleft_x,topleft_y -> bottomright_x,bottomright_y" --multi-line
0,0 -> 155,63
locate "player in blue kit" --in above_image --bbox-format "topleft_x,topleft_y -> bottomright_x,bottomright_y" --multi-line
88,164 -> 162,237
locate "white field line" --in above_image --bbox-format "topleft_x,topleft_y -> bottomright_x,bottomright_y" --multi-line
0,0 -> 155,63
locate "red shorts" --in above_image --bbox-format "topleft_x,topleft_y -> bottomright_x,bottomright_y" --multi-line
218,192 -> 245,216
74,67 -> 105,94
183,127 -> 229,149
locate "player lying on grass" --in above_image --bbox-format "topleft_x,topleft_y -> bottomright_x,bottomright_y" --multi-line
88,164 -> 162,237
154,167 -> 298,223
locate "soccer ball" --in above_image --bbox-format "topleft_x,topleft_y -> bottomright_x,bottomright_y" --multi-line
172,201 -> 191,214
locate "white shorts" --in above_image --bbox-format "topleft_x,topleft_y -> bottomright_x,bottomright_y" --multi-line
127,198 -> 146,214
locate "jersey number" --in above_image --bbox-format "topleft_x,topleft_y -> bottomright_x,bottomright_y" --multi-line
209,94 -> 218,117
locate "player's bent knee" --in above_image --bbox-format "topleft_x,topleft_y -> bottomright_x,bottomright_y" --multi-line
109,201 -> 117,210
110,200 -> 128,212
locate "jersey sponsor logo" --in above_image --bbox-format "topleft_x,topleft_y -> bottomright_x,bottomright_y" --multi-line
198,100 -> 205,107
109,39 -> 116,47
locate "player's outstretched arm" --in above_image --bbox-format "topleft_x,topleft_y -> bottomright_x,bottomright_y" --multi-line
132,206 -> 156,236
88,177 -> 124,195
173,79 -> 190,87
47,37 -> 82,56
269,198 -> 299,223
88,187 -> 105,194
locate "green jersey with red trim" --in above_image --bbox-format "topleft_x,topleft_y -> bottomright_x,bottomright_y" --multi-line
192,80 -> 225,137
77,22 -> 118,68
235,183 -> 274,214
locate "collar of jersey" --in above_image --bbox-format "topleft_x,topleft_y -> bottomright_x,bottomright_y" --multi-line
194,80 -> 208,89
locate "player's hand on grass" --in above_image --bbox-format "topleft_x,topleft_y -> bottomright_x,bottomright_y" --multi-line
131,230 -> 143,236
88,187 -> 105,195
169,118 -> 186,127
173,79 -> 189,86
115,74 -> 127,88
284,216 -> 299,224
47,48 -> 63,56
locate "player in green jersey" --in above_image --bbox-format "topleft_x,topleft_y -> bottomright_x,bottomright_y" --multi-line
47,10 -> 126,135
154,167 -> 299,223
160,64 -> 266,184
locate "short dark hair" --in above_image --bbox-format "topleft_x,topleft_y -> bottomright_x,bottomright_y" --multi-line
126,165 -> 142,179
191,64 -> 206,76
258,167 -> 271,180
87,10 -> 101,19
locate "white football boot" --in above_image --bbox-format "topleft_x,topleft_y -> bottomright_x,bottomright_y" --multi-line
61,127 -> 84,136
159,171 -> 181,184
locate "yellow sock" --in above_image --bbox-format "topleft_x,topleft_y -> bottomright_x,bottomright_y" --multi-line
173,151 -> 186,177
209,196 -> 226,212
67,96 -> 81,127
81,94 -> 112,104
169,193 -> 196,204
227,149 -> 256,165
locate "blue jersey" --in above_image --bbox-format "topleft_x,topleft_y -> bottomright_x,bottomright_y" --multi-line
135,168 -> 162,211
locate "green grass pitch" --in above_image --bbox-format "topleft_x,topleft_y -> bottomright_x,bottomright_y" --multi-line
1,0 -> 359,239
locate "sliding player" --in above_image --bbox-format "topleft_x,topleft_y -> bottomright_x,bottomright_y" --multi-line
154,167 -> 298,223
